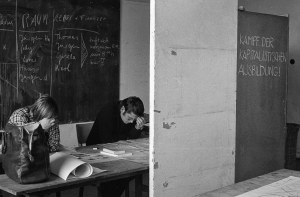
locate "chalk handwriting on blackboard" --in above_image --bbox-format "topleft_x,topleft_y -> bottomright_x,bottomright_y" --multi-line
0,0 -> 120,128
0,63 -> 17,89
240,35 -> 274,47
238,34 -> 287,77
0,2 -> 117,83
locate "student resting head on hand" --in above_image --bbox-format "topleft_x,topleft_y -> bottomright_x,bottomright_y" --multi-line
8,94 -> 61,153
86,96 -> 146,146
86,96 -> 146,197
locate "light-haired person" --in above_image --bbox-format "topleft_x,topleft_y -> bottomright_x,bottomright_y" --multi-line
7,94 -> 60,153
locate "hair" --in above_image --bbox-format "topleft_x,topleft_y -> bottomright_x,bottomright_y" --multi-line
120,96 -> 144,117
30,94 -> 59,122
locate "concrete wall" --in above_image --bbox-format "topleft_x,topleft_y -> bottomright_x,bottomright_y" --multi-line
60,0 -> 150,147
151,0 -> 238,196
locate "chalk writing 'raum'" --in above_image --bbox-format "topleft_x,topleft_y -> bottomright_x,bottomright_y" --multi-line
22,14 -> 48,28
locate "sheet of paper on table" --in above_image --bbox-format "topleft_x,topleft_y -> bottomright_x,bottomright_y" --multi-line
50,152 -> 106,180
62,138 -> 149,165
60,146 -> 121,163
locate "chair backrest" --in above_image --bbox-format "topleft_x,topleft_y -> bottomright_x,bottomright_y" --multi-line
76,122 -> 94,146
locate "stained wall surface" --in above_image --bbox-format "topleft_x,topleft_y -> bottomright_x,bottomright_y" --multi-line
151,0 -> 238,196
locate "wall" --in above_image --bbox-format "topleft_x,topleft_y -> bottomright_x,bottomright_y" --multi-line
60,0 -> 150,147
151,0 -> 238,196
238,0 -> 300,125
120,0 -> 150,113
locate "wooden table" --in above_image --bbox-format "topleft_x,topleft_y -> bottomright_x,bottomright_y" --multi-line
0,138 -> 149,197
197,169 -> 300,197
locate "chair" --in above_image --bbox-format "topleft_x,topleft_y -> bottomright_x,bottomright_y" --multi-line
75,122 -> 130,197
76,122 -> 94,147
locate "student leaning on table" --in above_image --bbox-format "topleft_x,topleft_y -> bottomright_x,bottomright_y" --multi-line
7,94 -> 61,153
0,94 -> 61,197
86,96 -> 146,197
86,96 -> 146,145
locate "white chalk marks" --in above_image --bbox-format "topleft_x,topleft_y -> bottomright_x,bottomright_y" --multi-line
81,33 -> 88,68
238,34 -> 287,78
0,63 -> 18,89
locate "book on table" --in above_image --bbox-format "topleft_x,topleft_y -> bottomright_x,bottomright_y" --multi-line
101,147 -> 132,157
100,151 -> 133,157
102,148 -> 126,155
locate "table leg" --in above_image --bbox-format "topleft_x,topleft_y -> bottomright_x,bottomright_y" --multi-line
135,175 -> 143,197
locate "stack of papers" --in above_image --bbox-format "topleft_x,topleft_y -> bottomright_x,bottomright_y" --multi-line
100,147 -> 133,157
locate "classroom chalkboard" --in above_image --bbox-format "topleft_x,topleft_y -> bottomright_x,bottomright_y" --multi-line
0,0 -> 120,128
235,11 -> 288,182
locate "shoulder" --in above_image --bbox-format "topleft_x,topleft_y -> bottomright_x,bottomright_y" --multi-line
10,107 -> 29,117
95,101 -> 119,119
8,107 -> 30,125
99,101 -> 120,113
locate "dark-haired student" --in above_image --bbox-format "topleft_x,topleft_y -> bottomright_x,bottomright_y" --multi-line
86,96 -> 146,197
